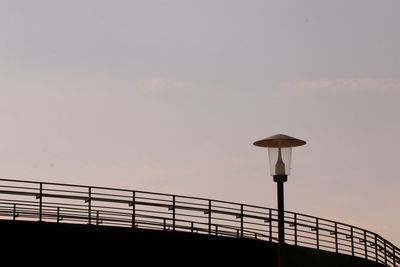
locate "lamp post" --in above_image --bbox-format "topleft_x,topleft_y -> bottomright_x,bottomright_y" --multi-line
253,134 -> 306,267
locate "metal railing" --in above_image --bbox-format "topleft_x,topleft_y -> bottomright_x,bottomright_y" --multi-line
0,178 -> 398,266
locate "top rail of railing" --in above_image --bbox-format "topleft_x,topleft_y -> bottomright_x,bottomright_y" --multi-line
0,178 -> 397,267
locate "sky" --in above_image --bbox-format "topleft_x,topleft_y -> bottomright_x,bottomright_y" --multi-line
0,0 -> 399,245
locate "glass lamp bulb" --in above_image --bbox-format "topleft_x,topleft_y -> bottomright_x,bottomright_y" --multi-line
275,147 -> 286,175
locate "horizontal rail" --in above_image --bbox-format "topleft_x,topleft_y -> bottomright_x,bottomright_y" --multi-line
0,178 -> 398,266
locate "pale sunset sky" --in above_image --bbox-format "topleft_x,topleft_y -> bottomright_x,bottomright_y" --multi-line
0,0 -> 399,245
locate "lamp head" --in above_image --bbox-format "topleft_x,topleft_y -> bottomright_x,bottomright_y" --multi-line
253,134 -> 306,176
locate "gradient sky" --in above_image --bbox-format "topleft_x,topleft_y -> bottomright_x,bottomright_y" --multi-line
1,0 -> 399,245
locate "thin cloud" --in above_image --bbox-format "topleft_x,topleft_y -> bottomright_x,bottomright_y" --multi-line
283,79 -> 400,94
135,77 -> 191,95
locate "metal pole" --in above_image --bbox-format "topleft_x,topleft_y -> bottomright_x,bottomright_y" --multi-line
274,174 -> 287,267
277,181 -> 285,244
274,175 -> 287,244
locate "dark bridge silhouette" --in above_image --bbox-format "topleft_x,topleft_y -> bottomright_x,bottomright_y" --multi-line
0,178 -> 398,266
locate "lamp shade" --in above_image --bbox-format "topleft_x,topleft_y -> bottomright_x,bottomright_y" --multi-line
254,134 -> 306,176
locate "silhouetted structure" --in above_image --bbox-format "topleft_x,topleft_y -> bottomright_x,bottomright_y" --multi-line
254,134 -> 307,267
0,178 -> 398,266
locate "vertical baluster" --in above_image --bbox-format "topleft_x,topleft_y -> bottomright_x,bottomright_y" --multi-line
364,230 -> 368,259
316,218 -> 319,250
240,204 -> 244,238
131,191 -> 136,228
335,222 -> 338,253
350,226 -> 354,256
39,183 -> 43,222
208,200 -> 211,235
375,235 -> 378,262
57,207 -> 60,223
96,210 -> 99,225
88,187 -> 92,225
384,240 -> 387,266
269,209 -> 272,242
294,213 -> 297,246
13,204 -> 16,221
172,195 -> 176,231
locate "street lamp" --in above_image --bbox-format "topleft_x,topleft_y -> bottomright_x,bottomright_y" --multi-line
253,134 -> 306,267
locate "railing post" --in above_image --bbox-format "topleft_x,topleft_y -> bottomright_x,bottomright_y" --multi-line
350,226 -> 354,256
294,213 -> 297,246
375,235 -> 378,262
364,230 -> 368,259
191,222 -> 194,233
316,218 -> 319,250
39,183 -> 43,222
96,210 -> 100,225
131,191 -> 136,228
13,204 -> 16,221
172,195 -> 176,231
88,187 -> 92,225
240,204 -> 244,238
57,207 -> 60,223
163,218 -> 167,230
215,225 -> 218,236
208,200 -> 211,235
393,246 -> 397,267
384,240 -> 387,266
335,222 -> 338,253
269,209 -> 272,242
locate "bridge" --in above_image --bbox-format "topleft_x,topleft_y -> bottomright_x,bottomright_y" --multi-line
0,178 -> 398,266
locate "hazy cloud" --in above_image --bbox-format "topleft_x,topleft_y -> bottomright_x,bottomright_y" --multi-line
283,79 -> 400,94
135,77 -> 191,95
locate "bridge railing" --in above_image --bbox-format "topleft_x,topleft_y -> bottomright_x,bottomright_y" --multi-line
0,178 -> 398,266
